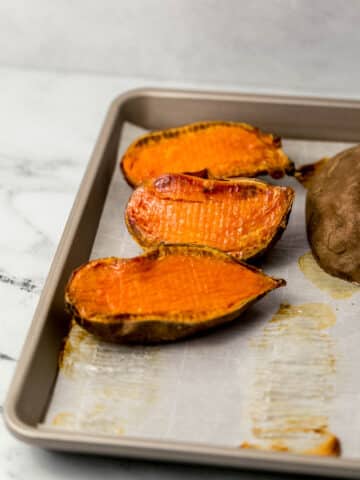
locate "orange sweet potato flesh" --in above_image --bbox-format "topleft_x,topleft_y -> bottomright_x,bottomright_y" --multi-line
121,121 -> 294,187
126,174 -> 294,260
65,245 -> 285,343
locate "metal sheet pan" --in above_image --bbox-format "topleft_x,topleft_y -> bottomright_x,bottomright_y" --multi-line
42,122 -> 357,454
4,88 -> 360,478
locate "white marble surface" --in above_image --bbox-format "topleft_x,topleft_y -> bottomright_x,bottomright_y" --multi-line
2,1 -> 360,477
1,0 -> 360,99
0,66 -> 285,480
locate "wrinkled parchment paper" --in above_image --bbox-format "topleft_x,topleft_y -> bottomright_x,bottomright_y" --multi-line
42,123 -> 360,457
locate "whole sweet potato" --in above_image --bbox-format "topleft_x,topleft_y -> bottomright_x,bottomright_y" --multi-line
306,145 -> 360,283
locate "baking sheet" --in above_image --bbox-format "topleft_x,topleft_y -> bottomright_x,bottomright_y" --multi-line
43,123 -> 360,457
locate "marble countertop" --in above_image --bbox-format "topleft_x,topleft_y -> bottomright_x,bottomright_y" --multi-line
1,1 -> 360,478
0,66 -> 280,480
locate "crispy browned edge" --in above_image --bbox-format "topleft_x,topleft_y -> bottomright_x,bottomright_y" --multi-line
65,244 -> 285,344
120,121 -> 295,188
125,174 -> 295,262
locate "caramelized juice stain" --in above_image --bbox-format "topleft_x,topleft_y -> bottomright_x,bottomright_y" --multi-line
271,303 -> 336,329
51,408 -> 125,435
51,412 -> 75,427
244,302 -> 340,456
59,322 -> 159,378
56,322 -> 160,435
58,322 -> 99,378
100,383 -> 157,404
298,251 -> 359,299
71,403 -> 126,436
241,431 -> 340,457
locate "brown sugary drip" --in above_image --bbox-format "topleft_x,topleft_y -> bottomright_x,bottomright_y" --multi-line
298,251 -> 359,299
240,432 -> 340,457
243,302 -> 340,456
55,323 -> 160,435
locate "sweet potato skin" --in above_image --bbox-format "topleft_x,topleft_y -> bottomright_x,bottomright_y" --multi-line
121,121 -> 294,187
71,305 -> 256,344
65,245 -> 285,344
295,157 -> 329,189
306,145 -> 360,283
125,174 -> 295,260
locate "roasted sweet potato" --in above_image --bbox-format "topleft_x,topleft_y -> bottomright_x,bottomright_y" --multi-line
306,145 -> 360,283
126,174 -> 294,260
121,121 -> 294,187
65,245 -> 285,343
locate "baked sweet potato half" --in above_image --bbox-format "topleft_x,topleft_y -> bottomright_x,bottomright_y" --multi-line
65,244 -> 285,343
126,174 -> 294,260
121,121 -> 294,187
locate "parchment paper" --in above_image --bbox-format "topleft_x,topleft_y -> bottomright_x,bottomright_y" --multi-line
42,123 -> 360,457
